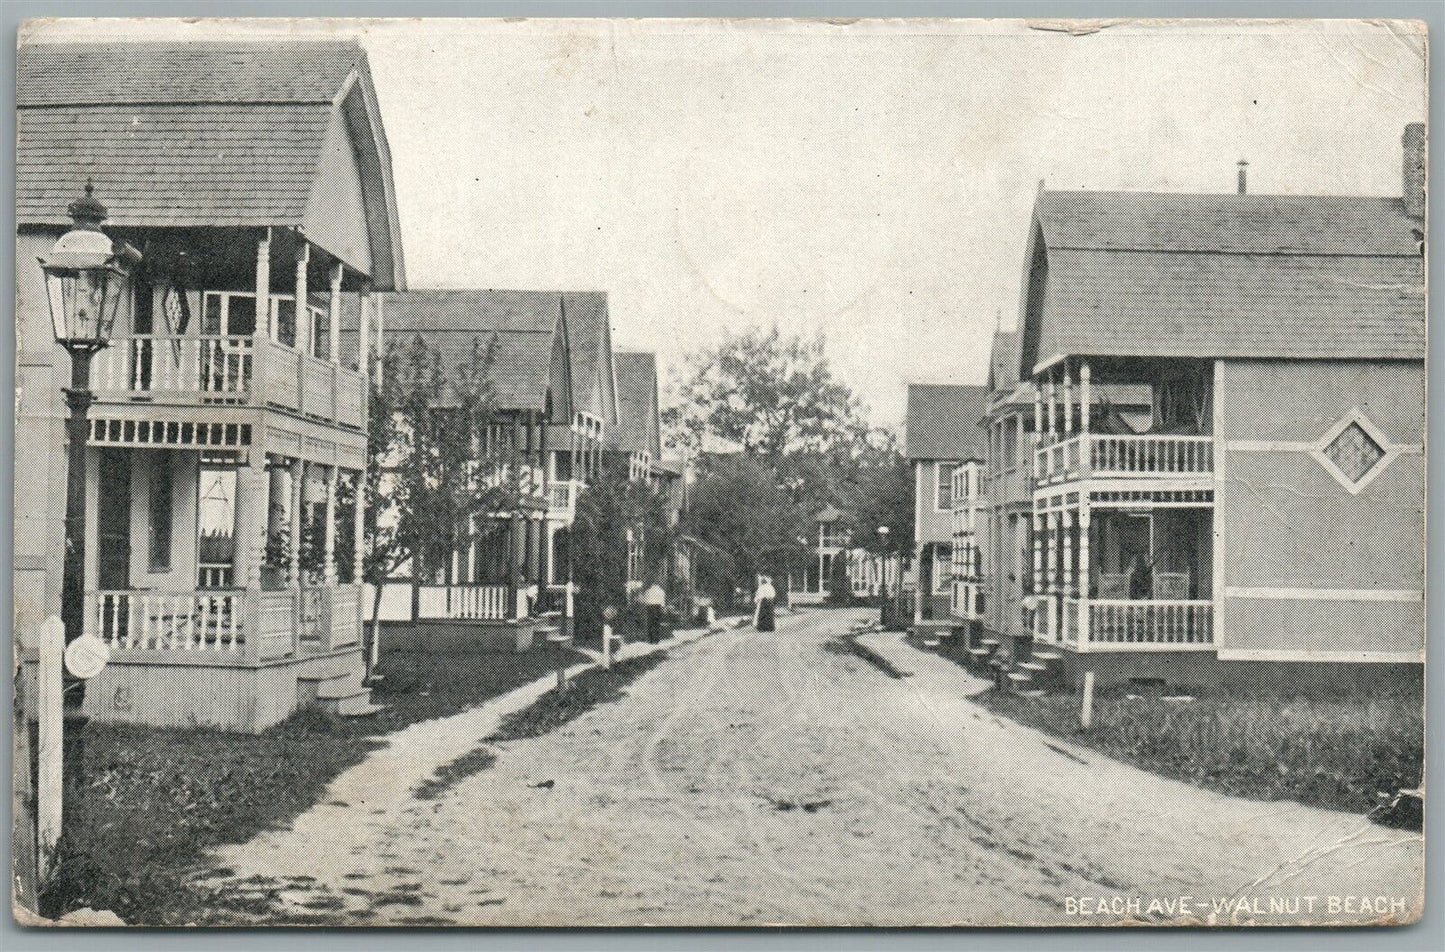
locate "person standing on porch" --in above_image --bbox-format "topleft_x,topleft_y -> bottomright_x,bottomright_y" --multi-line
640,580 -> 666,644
753,575 -> 776,632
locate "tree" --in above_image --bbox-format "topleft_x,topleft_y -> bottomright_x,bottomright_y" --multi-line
664,326 -> 870,457
569,463 -> 675,642
663,327 -> 879,603
354,333 -> 516,669
833,429 -> 914,555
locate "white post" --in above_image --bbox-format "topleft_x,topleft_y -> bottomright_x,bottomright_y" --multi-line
289,458 -> 304,586
323,464 -> 338,585
1062,362 -> 1073,434
603,621 -> 613,669
373,293 -> 385,387
1078,504 -> 1091,646
358,284 -> 372,379
328,261 -> 343,365
295,239 -> 311,356
256,228 -> 273,340
1081,670 -> 1095,729
36,615 -> 64,878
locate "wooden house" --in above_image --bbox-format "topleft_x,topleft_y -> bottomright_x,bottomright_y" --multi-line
15,40 -> 404,730
904,384 -> 989,630
1009,125 -> 1425,690
356,289 -> 573,641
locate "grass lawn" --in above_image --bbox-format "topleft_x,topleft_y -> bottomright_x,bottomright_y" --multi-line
907,633 -> 1423,829
40,638 -> 584,925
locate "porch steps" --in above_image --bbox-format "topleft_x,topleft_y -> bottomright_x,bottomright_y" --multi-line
1017,660 -> 1050,673
980,638 -> 1000,648
1005,671 -> 1033,687
1031,649 -> 1063,661
306,670 -> 383,718
1016,689 -> 1047,699
967,647 -> 993,658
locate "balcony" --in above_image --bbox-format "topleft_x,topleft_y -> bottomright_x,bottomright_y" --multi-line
1035,433 -> 1213,487
91,330 -> 366,431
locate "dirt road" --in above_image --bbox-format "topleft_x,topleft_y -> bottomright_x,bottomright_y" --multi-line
212,609 -> 1422,926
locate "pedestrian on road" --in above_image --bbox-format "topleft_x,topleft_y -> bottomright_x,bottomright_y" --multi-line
640,581 -> 666,643
753,575 -> 776,632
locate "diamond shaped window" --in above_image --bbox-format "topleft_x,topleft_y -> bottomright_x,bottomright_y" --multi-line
1323,421 -> 1385,485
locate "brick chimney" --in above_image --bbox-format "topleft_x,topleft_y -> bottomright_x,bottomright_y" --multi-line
1403,122 -> 1425,219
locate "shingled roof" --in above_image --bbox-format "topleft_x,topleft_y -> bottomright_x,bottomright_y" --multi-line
904,384 -> 990,461
1019,189 -> 1425,373
612,352 -> 662,457
17,40 -> 404,289
341,290 -> 570,412
563,292 -> 619,425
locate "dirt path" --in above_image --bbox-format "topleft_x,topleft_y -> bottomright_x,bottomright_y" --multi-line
209,609 -> 1422,926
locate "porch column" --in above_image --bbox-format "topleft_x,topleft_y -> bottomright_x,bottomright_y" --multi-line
1046,372 -> 1057,437
1045,511 -> 1058,640
328,262 -> 344,365
1033,385 -> 1043,441
1080,360 -> 1092,478
1062,362 -> 1073,434
322,464 -> 338,585
295,239 -> 311,356
256,228 -> 272,340
353,468 -> 366,585
358,283 -> 372,379
1078,504 -> 1091,646
289,458 -> 304,586
1031,511 -> 1043,638
234,449 -> 269,589
510,512 -> 526,617
374,292 -> 385,387
1062,509 -> 1074,641
1016,413 -> 1025,470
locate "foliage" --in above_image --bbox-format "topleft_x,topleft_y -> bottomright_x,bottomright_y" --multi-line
833,430 -> 914,555
569,464 -> 675,640
681,453 -> 809,607
351,334 -> 517,622
664,325 -> 869,457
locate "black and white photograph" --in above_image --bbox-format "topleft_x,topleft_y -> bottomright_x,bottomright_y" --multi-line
11,15 -> 1427,929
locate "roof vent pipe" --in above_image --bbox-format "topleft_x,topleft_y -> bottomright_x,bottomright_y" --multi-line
1237,159 -> 1248,195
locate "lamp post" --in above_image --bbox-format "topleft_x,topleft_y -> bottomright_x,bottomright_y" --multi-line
875,526 -> 891,624
37,181 -> 141,833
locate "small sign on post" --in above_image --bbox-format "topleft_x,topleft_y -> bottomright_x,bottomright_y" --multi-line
1080,670 -> 1095,730
64,633 -> 110,680
602,604 -> 617,670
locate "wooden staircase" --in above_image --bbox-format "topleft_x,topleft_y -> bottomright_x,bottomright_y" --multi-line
964,635 -> 1061,697
298,663 -> 383,717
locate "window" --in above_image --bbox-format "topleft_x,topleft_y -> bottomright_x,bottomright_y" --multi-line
936,462 -> 957,510
197,459 -> 237,588
933,543 -> 952,594
1312,410 -> 1396,494
148,452 -> 174,572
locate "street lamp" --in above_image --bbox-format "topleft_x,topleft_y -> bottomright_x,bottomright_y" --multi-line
37,181 -> 141,823
876,526 -> 892,624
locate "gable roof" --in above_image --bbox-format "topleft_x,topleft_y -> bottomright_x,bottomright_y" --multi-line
904,384 -> 990,461
562,293 -> 618,425
1020,189 -> 1424,373
342,289 -> 570,412
611,351 -> 662,457
17,40 -> 405,289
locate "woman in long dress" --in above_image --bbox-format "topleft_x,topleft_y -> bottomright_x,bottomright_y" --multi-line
753,575 -> 776,632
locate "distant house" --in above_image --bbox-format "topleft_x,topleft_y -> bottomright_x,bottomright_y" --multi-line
788,506 -> 849,605
1006,124 -> 1424,689
15,40 -> 404,730
904,384 -> 989,629
607,351 -> 675,593
350,289 -> 573,634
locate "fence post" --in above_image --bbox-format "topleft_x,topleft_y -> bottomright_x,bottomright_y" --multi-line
1080,670 -> 1095,730
36,615 -> 64,880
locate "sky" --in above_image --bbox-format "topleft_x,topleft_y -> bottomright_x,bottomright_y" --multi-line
31,18 -> 1428,428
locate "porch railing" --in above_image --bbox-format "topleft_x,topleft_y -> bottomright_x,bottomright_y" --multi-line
1087,599 -> 1214,647
1035,433 -> 1213,486
418,584 -> 514,621
92,328 -> 366,431
86,584 -> 366,661
90,590 -> 245,652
